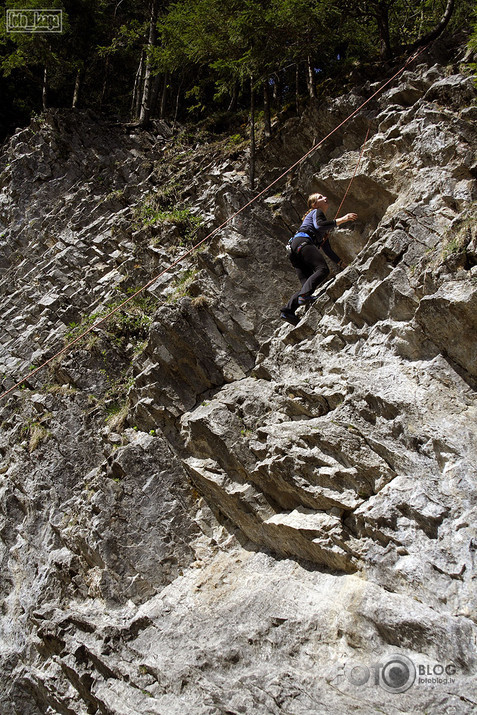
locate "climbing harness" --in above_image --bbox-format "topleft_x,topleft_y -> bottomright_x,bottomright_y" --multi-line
0,44 -> 430,401
286,233 -> 311,257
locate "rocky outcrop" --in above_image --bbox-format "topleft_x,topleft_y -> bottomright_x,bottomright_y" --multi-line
1,49 -> 477,713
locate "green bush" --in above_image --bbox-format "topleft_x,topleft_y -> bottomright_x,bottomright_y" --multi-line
134,194 -> 203,244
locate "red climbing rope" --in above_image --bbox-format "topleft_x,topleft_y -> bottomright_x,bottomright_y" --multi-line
0,44 -> 430,402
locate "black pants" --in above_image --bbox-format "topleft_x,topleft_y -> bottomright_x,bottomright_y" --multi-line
282,243 -> 330,314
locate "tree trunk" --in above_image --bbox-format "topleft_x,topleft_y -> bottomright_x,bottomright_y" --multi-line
295,63 -> 300,113
100,56 -> 110,109
272,74 -> 280,104
410,0 -> 455,50
227,81 -> 238,112
42,67 -> 48,111
306,56 -> 316,99
72,67 -> 83,108
139,0 -> 159,127
172,78 -> 183,130
159,72 -> 168,119
149,72 -> 162,117
132,51 -> 145,118
376,1 -> 392,60
263,81 -> 271,139
249,76 -> 256,190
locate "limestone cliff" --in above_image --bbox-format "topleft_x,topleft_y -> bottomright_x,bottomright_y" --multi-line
0,46 -> 476,714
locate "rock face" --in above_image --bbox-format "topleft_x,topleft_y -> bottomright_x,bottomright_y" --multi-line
1,48 -> 477,714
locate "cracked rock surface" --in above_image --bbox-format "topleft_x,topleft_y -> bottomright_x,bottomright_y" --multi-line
1,50 -> 477,713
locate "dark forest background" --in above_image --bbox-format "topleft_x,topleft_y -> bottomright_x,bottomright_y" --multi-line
0,0 -> 476,143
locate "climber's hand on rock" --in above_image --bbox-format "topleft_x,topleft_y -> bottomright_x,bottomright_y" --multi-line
336,213 -> 358,226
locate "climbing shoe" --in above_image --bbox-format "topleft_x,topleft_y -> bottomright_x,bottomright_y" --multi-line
298,295 -> 317,306
280,310 -> 300,326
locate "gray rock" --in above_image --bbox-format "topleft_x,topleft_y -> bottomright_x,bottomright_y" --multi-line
1,56 -> 477,714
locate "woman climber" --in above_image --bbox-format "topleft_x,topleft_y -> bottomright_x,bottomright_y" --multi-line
280,192 -> 357,326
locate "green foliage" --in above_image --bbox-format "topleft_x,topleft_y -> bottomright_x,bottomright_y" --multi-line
168,267 -> 199,302
440,202 -> 477,264
134,193 -> 203,243
65,289 -> 157,348
226,133 -> 245,149
153,0 -> 336,110
0,0 -> 473,140
105,399 -> 129,431
133,193 -> 162,227
468,3 -> 477,78
97,19 -> 147,59
442,236 -> 464,258
1,0 -> 66,75
156,208 -> 202,242
21,417 -> 51,452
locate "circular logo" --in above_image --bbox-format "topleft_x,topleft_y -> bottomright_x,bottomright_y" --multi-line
348,665 -> 370,686
380,654 -> 416,693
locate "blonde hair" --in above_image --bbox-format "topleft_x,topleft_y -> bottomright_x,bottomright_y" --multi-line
307,193 -> 322,209
302,193 -> 322,220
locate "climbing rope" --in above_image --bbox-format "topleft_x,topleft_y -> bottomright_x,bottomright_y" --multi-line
318,126 -> 370,251
0,44 -> 430,402
334,126 -> 370,219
